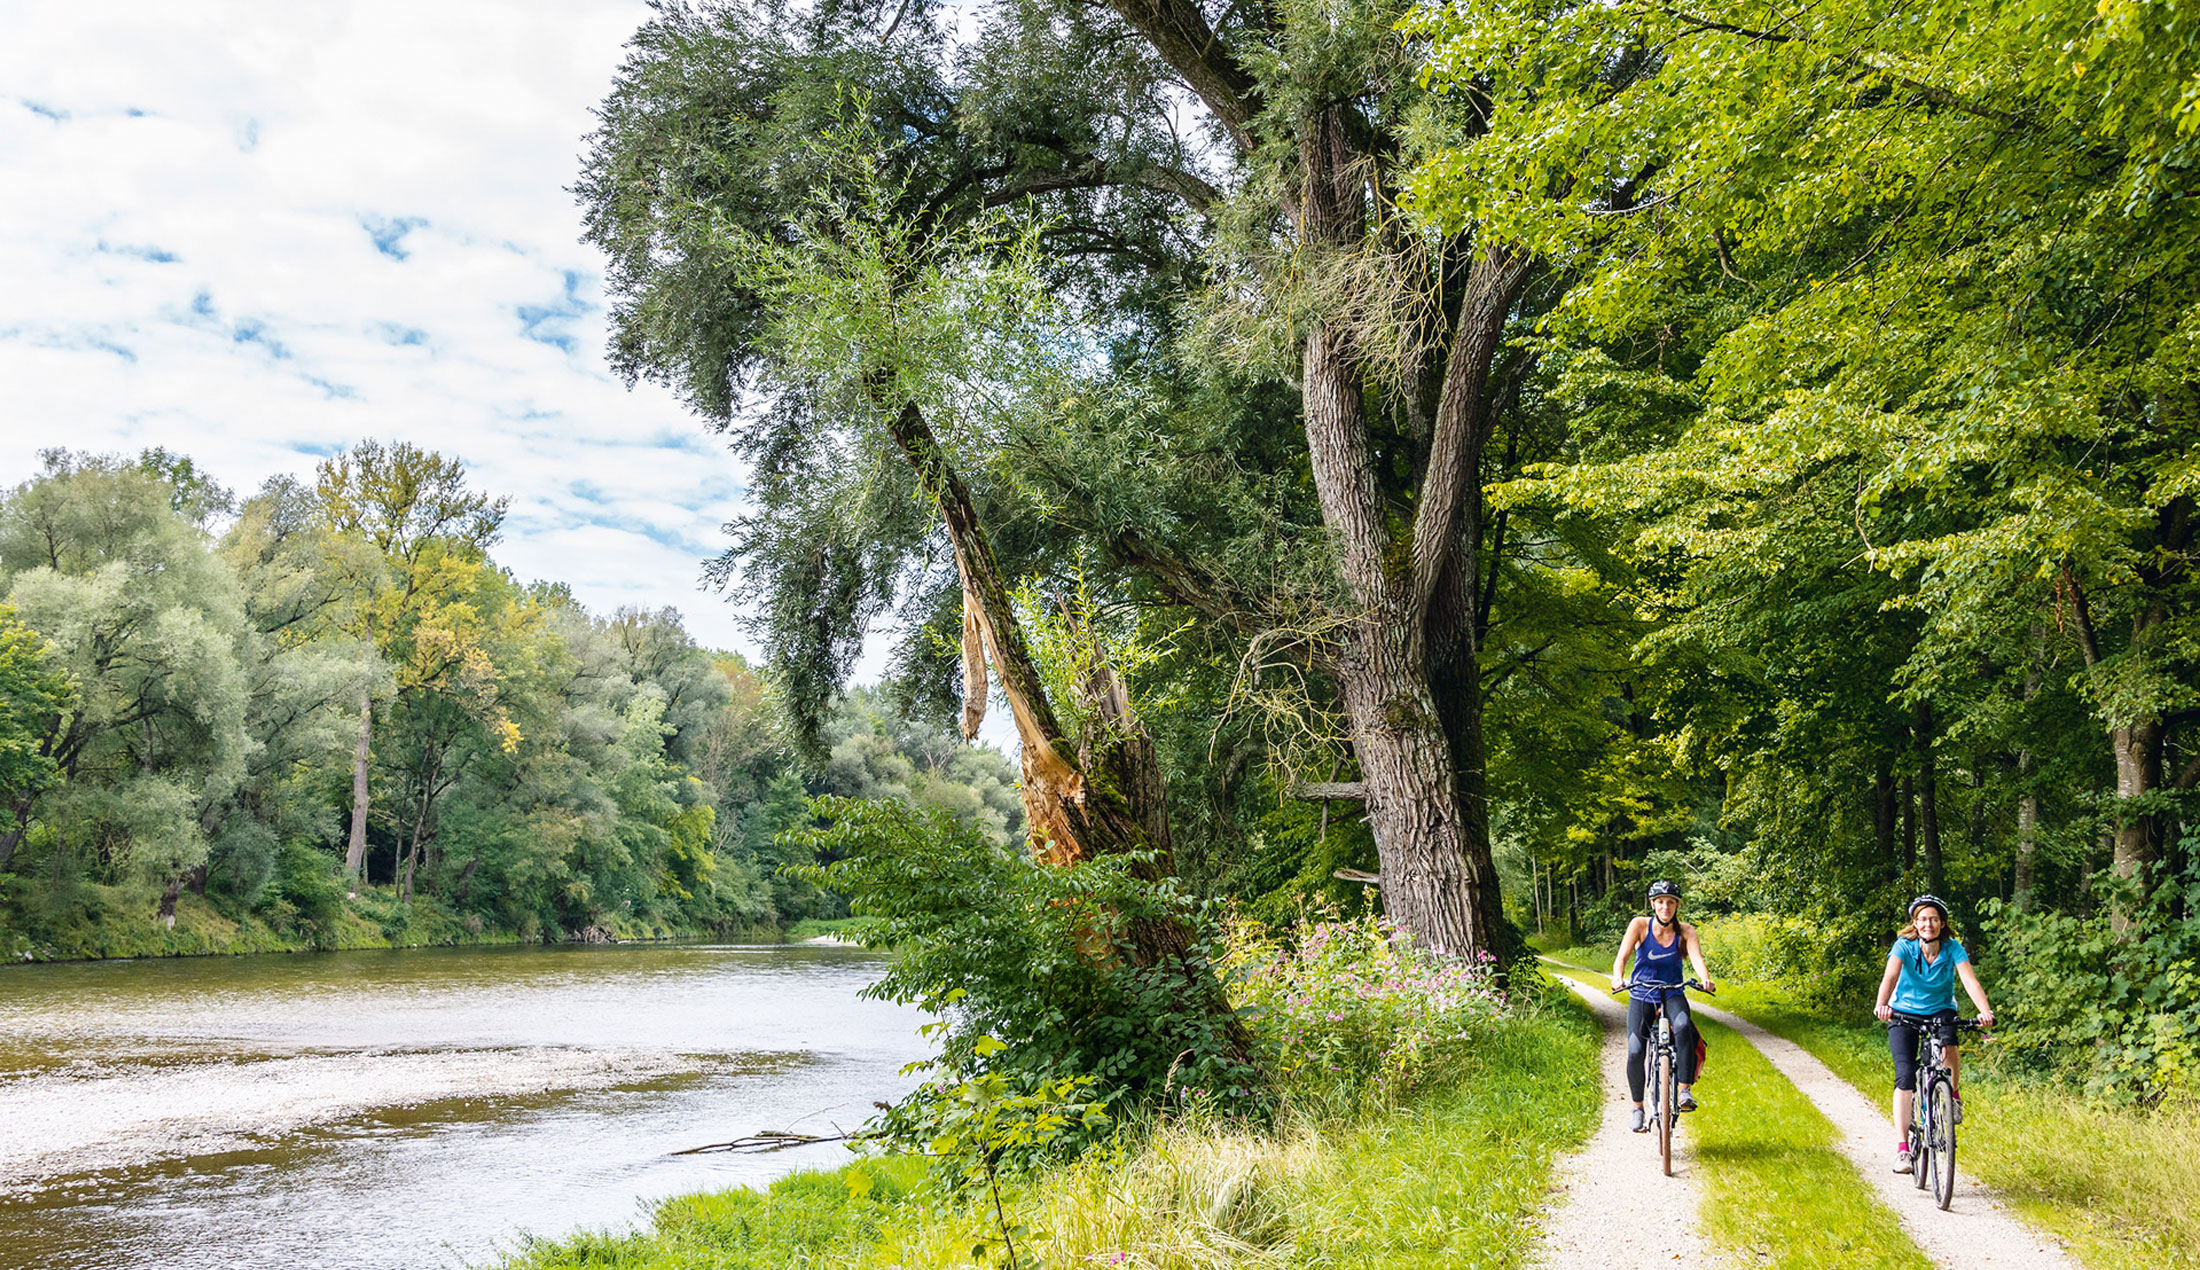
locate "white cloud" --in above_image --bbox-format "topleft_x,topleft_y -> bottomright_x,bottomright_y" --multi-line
0,0 -> 757,652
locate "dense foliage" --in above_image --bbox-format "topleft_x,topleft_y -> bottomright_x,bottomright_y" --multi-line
0,448 -> 1021,956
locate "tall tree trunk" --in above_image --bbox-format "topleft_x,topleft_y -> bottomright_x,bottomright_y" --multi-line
1873,761 -> 1898,879
2013,770 -> 2040,911
156,872 -> 186,929
2013,654 -> 2043,910
0,796 -> 32,873
1901,774 -> 1917,875
344,695 -> 372,888
1917,703 -> 1945,897
2111,718 -> 2165,885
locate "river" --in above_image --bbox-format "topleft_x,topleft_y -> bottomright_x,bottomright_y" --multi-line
0,941 -> 932,1270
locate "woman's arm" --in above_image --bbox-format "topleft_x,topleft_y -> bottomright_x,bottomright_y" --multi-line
1610,917 -> 1645,991
1683,923 -> 1715,992
1872,954 -> 1903,1021
1956,961 -> 1996,1027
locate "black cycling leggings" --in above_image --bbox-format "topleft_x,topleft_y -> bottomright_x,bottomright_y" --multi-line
1888,1009 -> 1959,1091
1626,992 -> 1697,1102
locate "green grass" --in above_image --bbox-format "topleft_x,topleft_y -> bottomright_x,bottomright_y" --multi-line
1541,961 -> 1928,1270
500,1002 -> 1605,1269
1535,940 -> 2200,1270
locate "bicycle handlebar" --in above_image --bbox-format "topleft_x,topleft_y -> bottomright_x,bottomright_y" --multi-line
1879,1012 -> 1987,1030
1609,977 -> 1714,997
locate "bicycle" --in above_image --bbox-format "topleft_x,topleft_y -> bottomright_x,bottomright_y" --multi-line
1610,976 -> 1712,1177
1882,1013 -> 1983,1210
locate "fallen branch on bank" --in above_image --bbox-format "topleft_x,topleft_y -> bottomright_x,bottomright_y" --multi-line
674,1128 -> 873,1155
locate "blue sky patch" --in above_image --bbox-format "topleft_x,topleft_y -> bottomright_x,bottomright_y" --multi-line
517,270 -> 589,355
361,215 -> 428,260
231,317 -> 290,360
376,322 -> 431,347
21,99 -> 68,122
97,241 -> 180,264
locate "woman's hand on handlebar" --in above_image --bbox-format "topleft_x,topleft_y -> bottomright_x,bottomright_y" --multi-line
1873,1003 -> 1894,1022
1609,977 -> 1627,995
1697,977 -> 1716,995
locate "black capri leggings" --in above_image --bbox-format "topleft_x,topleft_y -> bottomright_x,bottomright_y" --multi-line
1888,1009 -> 1960,1091
1626,991 -> 1697,1102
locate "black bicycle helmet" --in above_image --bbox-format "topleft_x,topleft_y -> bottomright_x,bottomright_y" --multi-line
1908,894 -> 1949,920
1646,879 -> 1682,901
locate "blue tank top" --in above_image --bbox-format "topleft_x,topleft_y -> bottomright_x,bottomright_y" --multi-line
1633,921 -> 1685,999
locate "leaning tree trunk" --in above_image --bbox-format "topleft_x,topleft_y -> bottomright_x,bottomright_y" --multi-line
344,695 -> 372,886
884,401 -> 1198,973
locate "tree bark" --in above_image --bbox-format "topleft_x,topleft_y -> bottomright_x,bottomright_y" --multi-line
1916,702 -> 1945,897
1901,773 -> 1917,874
344,694 -> 372,886
1873,761 -> 1897,878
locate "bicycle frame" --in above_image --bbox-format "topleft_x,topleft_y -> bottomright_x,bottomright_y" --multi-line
1611,976 -> 1711,1177
1884,1011 -> 1982,1210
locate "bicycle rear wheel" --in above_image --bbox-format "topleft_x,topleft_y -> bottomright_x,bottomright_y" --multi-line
1657,1046 -> 1675,1177
1929,1080 -> 1957,1209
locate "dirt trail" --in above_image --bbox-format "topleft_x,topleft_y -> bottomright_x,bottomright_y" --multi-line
1534,977 -> 1725,1268
1690,999 -> 2079,1270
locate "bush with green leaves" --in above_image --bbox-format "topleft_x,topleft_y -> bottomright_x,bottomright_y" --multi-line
788,796 -> 1262,1152
1222,906 -> 1512,1115
1981,852 -> 2200,1105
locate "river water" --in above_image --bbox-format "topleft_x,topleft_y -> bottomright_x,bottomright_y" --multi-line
0,942 -> 932,1270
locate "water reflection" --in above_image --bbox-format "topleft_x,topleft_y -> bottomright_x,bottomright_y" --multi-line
0,943 -> 931,1270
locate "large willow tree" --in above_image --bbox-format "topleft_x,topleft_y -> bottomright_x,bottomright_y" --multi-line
580,0 -> 1566,963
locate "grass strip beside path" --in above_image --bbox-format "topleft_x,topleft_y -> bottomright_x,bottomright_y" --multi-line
1542,962 -> 1928,1270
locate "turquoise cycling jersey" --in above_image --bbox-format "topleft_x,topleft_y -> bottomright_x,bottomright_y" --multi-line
1889,936 -> 1968,1014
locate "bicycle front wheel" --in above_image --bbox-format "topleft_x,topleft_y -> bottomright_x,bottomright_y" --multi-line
1929,1080 -> 1957,1209
1657,1047 -> 1675,1177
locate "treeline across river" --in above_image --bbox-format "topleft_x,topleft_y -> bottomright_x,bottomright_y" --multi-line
0,446 -> 1022,960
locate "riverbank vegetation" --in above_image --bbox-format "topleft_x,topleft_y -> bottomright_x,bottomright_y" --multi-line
0,449 -> 1024,961
502,910 -> 1601,1270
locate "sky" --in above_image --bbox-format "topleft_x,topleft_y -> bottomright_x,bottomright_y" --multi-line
0,0 -> 761,652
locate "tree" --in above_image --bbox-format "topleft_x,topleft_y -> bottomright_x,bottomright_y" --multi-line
0,454 -> 252,918
580,0 -> 1552,963
0,603 -> 73,871
314,440 -> 508,885
1413,0 -> 2200,925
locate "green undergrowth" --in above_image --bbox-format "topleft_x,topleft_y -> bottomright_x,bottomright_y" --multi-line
1536,940 -> 2200,1270
498,993 -> 1603,1270
1539,961 -> 1926,1270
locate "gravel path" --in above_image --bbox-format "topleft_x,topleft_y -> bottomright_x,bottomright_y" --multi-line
1690,999 -> 2080,1270
1533,977 -> 1725,1269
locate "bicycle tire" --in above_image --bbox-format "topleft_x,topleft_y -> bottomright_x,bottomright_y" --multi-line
1929,1080 -> 1957,1209
1910,1098 -> 1929,1191
1657,1046 -> 1674,1177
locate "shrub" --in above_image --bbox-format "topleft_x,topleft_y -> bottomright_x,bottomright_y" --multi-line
1222,907 -> 1510,1116
788,797 -> 1262,1162
1981,856 -> 2200,1105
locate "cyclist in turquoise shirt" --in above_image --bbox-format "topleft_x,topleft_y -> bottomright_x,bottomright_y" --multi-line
1872,894 -> 1995,1174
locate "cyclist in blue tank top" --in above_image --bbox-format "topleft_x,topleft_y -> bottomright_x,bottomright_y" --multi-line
1872,894 -> 1995,1174
1609,880 -> 1715,1133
